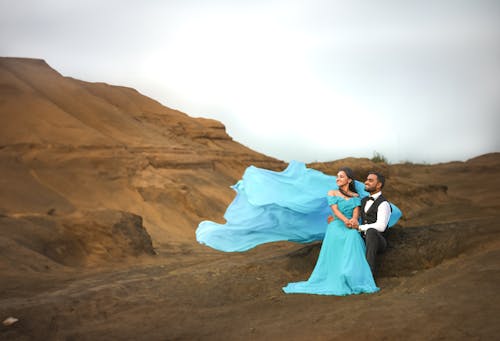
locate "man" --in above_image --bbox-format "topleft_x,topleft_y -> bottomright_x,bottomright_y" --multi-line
350,171 -> 391,275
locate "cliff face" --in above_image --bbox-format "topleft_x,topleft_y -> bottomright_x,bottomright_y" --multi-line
0,57 -> 285,267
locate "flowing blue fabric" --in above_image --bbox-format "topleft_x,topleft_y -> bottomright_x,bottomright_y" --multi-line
196,161 -> 402,252
283,195 -> 378,295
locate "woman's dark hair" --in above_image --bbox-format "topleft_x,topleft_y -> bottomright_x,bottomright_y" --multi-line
338,167 -> 357,195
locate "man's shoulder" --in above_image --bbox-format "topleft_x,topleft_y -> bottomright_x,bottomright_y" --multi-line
377,197 -> 391,211
376,194 -> 389,202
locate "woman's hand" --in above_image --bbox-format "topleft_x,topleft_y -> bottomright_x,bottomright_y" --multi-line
344,218 -> 358,229
346,218 -> 359,229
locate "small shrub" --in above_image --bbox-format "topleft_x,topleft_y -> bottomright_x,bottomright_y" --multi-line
371,151 -> 388,163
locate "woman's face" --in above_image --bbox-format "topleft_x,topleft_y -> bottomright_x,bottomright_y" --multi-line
336,171 -> 351,188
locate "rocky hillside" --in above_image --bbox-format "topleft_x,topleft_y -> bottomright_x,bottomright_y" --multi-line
0,57 -> 285,267
1,57 -> 498,267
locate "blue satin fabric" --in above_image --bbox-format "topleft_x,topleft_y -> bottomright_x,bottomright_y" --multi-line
196,161 -> 402,252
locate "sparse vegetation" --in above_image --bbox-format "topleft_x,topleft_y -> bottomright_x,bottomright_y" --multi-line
371,151 -> 388,163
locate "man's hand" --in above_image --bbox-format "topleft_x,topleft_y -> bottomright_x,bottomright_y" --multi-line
327,215 -> 334,224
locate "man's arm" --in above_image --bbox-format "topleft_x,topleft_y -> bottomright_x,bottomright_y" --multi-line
358,201 -> 391,232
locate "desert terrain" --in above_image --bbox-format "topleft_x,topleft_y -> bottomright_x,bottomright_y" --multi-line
0,57 -> 499,340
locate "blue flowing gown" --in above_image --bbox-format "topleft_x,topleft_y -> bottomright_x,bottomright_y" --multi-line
196,161 -> 402,252
196,161 -> 402,295
282,195 -> 379,295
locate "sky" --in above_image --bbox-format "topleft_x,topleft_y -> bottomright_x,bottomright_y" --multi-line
1,0 -> 499,164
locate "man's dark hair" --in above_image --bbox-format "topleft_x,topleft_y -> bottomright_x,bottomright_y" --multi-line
368,171 -> 385,188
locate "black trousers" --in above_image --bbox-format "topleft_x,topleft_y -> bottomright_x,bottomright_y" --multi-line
363,228 -> 387,274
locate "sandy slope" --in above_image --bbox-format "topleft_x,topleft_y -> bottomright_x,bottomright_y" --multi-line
1,57 -> 499,340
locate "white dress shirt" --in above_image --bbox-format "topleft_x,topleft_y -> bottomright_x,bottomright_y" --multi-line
359,191 -> 391,233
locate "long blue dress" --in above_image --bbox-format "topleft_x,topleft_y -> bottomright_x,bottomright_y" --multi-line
282,195 -> 379,295
196,161 -> 401,295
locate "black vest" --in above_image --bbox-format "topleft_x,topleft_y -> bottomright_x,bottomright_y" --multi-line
360,194 -> 390,228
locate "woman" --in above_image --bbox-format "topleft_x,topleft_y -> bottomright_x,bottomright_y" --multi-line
282,167 -> 379,295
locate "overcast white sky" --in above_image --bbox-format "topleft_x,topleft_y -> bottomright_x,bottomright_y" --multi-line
1,0 -> 499,163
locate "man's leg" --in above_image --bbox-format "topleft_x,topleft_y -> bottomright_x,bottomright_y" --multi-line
365,228 -> 387,274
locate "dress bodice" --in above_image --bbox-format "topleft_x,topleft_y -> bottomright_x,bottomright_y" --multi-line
327,195 -> 361,219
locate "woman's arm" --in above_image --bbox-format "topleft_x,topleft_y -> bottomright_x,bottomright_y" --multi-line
330,204 -> 350,225
347,207 -> 360,228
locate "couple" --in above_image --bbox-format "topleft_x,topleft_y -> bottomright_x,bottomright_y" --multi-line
196,161 -> 401,296
282,168 -> 390,295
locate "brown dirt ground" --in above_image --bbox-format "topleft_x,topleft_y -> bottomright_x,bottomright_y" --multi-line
1,157 -> 499,341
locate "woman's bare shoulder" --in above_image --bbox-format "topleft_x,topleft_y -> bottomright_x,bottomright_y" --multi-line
328,189 -> 340,196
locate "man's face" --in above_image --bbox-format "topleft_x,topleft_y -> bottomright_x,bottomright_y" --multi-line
364,174 -> 381,193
